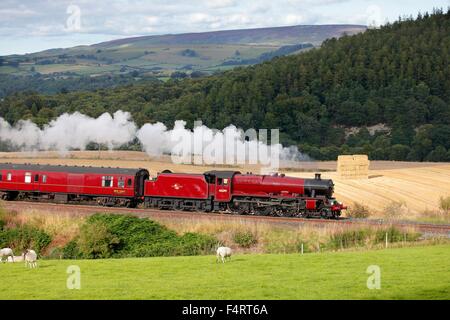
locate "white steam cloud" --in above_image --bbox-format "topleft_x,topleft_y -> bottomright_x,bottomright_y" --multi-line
0,111 -> 136,153
0,111 -> 309,165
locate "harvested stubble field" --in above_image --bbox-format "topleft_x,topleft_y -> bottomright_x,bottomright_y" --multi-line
291,165 -> 450,219
1,151 -> 449,219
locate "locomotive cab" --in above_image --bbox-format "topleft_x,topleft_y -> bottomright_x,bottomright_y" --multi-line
204,170 -> 240,202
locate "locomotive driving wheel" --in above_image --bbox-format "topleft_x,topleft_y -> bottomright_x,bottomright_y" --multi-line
253,204 -> 273,216
320,208 -> 332,219
280,200 -> 298,217
228,199 -> 250,215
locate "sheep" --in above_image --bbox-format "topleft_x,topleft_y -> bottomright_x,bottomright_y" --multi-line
216,246 -> 232,263
7,256 -> 24,263
0,248 -> 14,263
23,249 -> 38,268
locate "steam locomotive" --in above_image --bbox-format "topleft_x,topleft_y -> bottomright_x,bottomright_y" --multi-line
0,163 -> 346,218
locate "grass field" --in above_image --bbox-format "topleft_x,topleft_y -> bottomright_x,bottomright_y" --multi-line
1,245 -> 449,299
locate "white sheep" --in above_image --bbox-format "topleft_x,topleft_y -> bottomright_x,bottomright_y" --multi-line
216,246 -> 232,263
7,256 -> 24,263
23,249 -> 38,268
0,248 -> 14,263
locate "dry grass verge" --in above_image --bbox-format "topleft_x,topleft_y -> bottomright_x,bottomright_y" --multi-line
1,205 -> 448,257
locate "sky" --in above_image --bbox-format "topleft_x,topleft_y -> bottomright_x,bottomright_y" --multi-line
0,0 -> 448,55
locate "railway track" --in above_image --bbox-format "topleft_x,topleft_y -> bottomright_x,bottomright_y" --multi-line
2,200 -> 450,235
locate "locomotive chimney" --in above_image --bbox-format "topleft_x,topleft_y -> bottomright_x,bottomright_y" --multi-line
315,173 -> 321,180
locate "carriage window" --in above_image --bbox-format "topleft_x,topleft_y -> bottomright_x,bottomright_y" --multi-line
118,178 -> 125,188
102,176 -> 113,187
127,178 -> 132,187
25,173 -> 32,183
217,178 -> 223,185
0,174 -> 2,181
34,174 -> 39,182
223,178 -> 229,185
42,175 -> 47,183
7,173 -> 12,181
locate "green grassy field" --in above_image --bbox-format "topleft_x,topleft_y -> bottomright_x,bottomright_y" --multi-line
1,245 -> 449,300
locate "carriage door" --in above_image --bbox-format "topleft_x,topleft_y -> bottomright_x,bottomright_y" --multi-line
68,174 -> 84,194
33,173 -> 40,192
215,177 -> 231,202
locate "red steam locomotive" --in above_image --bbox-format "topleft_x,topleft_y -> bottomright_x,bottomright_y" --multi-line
0,163 -> 346,218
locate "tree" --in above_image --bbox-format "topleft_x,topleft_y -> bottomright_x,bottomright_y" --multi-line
410,125 -> 434,161
190,71 -> 207,78
77,221 -> 120,259
425,146 -> 448,162
389,144 -> 411,160
390,125 -> 414,145
170,71 -> 188,79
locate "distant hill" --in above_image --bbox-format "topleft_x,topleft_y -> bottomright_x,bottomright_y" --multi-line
0,24 -> 365,97
93,24 -> 365,47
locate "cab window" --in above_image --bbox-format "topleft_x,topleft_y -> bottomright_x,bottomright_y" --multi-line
127,178 -> 133,187
217,178 -> 229,185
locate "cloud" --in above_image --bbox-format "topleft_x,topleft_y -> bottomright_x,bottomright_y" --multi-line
287,0 -> 350,5
206,0 -> 236,9
285,14 -> 306,25
145,16 -> 160,25
0,0 -> 324,39
0,7 -> 37,17
188,13 -> 218,24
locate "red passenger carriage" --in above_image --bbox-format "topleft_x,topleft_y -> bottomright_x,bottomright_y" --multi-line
0,163 -> 149,207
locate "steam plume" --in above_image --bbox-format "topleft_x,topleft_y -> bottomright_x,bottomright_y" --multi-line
0,111 -> 309,164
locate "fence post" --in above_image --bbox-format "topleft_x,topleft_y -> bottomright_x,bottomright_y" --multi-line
385,232 -> 388,248
301,243 -> 304,255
